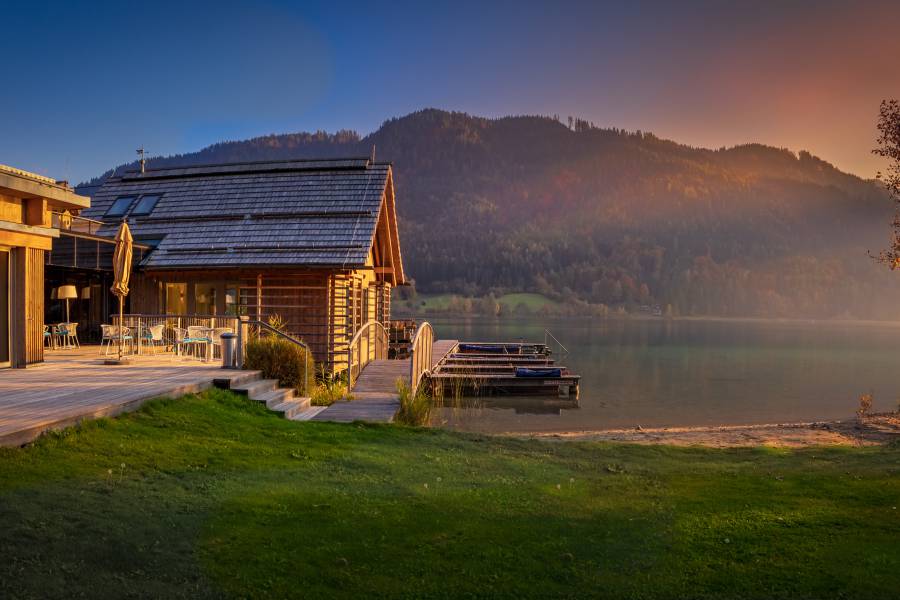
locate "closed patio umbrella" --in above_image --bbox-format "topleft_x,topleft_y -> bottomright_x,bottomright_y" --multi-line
110,221 -> 133,362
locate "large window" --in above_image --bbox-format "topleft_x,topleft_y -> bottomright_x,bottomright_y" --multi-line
131,194 -> 160,216
195,283 -> 216,314
164,283 -> 186,315
105,196 -> 135,218
225,284 -> 242,316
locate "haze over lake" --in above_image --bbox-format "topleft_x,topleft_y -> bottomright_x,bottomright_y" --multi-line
427,317 -> 900,433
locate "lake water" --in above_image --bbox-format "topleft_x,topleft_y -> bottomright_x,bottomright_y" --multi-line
425,316 -> 900,433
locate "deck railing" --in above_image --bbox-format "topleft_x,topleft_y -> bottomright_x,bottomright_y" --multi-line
409,321 -> 434,394
347,320 -> 389,393
51,211 -> 105,235
113,314 -> 240,355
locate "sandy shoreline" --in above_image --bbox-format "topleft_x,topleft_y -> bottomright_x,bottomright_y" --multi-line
513,413 -> 900,447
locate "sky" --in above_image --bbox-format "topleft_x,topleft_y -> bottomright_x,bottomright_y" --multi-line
2,0 -> 898,184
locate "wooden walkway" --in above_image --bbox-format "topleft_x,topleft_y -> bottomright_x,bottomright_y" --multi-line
312,340 -> 457,423
0,347 -> 232,447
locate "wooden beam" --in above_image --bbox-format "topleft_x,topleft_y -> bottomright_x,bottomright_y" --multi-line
0,229 -> 53,251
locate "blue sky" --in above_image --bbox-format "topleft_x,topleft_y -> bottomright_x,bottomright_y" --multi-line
2,0 -> 898,183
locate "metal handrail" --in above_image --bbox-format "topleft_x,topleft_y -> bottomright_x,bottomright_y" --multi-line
247,319 -> 313,395
544,329 -> 569,356
409,321 -> 434,394
347,320 -> 389,393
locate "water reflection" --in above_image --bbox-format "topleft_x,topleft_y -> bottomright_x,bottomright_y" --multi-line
422,316 -> 900,433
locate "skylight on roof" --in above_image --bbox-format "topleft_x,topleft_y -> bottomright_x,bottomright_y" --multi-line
131,194 -> 160,216
105,196 -> 135,218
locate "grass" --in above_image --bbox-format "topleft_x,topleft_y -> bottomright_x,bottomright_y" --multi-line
401,292 -> 561,314
395,377 -> 432,425
0,389 -> 898,599
498,292 -> 560,312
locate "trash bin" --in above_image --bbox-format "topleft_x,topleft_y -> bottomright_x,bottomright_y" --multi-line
220,332 -> 236,368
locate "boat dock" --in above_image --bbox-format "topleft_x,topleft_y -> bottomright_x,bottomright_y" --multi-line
428,341 -> 580,399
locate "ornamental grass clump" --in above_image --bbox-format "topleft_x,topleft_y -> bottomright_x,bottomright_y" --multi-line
310,365 -> 348,406
244,337 -> 314,395
395,378 -> 432,426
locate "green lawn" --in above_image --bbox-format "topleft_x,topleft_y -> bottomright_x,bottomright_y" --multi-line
498,292 -> 560,312
399,292 -> 560,314
1,390 -> 898,599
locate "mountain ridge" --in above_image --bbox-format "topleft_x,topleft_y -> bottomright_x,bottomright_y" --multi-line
78,108 -> 899,319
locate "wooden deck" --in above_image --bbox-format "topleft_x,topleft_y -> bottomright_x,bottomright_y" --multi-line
0,347 -> 233,447
312,340 -> 457,423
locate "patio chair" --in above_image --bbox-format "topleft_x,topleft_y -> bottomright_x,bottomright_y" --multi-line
43,325 -> 54,350
141,324 -> 166,354
100,324 -> 132,355
188,325 -> 213,360
210,327 -> 234,359
173,327 -> 211,359
55,323 -> 80,349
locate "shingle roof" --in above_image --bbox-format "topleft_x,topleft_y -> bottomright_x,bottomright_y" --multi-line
82,158 -> 400,275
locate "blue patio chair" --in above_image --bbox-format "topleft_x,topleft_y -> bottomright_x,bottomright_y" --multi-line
174,327 -> 212,359
100,324 -> 132,355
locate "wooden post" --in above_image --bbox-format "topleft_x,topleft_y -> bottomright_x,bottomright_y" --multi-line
237,316 -> 248,369
256,274 -> 262,323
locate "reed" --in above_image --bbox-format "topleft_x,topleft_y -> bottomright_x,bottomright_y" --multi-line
395,378 -> 432,426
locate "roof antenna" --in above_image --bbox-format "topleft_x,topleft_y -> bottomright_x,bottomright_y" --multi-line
370,144 -> 376,163
137,147 -> 146,174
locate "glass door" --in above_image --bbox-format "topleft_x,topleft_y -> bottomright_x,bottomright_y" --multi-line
0,249 -> 10,368
164,283 -> 186,315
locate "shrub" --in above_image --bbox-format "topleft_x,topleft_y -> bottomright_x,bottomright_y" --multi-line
244,337 -> 314,395
311,365 -> 348,406
395,378 -> 432,426
857,392 -> 874,422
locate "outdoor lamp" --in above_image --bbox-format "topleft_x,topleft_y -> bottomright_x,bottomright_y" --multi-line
81,287 -> 91,300
58,285 -> 78,322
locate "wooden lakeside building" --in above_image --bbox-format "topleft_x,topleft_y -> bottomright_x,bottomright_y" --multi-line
76,157 -> 406,372
0,164 -> 91,367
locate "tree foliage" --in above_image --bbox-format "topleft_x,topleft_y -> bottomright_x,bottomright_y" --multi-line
78,109 -> 900,319
872,99 -> 900,268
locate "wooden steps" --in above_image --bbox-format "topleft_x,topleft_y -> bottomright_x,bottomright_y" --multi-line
222,374 -> 315,420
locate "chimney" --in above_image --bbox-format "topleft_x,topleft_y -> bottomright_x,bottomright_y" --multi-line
370,144 -> 376,163
137,147 -> 146,174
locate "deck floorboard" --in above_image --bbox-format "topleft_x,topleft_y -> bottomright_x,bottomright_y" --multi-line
0,347 -> 230,447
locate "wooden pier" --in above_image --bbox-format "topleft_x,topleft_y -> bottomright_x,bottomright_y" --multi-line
429,341 -> 580,399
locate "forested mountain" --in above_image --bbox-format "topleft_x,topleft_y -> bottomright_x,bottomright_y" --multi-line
79,109 -> 900,319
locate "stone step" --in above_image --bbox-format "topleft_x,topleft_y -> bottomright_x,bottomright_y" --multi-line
254,388 -> 296,408
269,400 -> 310,420
232,378 -> 279,398
213,370 -> 262,390
289,405 -> 328,421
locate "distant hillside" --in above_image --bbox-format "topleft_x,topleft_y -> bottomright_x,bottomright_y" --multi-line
79,109 -> 900,319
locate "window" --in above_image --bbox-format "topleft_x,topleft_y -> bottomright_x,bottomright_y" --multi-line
105,196 -> 135,218
164,283 -> 186,315
133,237 -> 163,248
131,194 -> 160,216
195,283 -> 217,315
